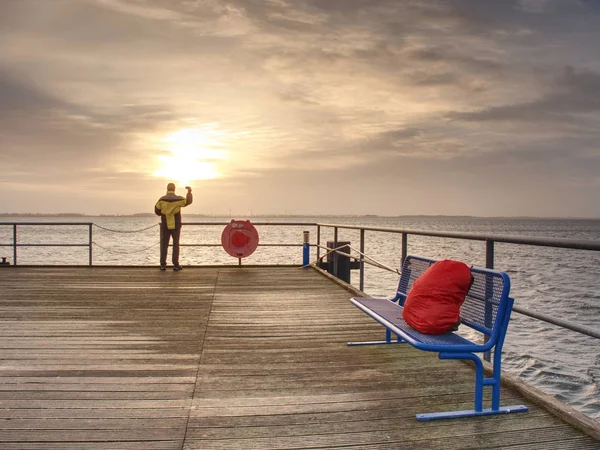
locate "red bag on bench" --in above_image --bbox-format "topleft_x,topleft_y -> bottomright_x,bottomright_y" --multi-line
402,260 -> 473,335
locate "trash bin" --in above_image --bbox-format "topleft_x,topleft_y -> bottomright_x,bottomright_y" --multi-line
326,241 -> 351,283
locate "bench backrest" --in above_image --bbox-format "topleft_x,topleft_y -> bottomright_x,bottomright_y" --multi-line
396,256 -> 513,341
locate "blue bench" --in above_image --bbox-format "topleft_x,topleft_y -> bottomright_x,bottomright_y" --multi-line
349,255 -> 528,421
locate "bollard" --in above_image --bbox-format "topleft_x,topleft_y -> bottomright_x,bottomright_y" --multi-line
302,231 -> 310,267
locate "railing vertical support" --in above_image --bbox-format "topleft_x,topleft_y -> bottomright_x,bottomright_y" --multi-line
486,239 -> 494,269
333,227 -> 339,277
13,224 -> 17,266
359,229 -> 365,292
484,239 -> 495,361
401,232 -> 408,267
88,224 -> 93,266
316,225 -> 321,262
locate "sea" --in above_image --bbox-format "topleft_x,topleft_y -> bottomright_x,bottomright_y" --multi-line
1,215 -> 599,421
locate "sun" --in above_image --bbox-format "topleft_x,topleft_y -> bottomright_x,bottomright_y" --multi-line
153,127 -> 227,185
154,157 -> 219,186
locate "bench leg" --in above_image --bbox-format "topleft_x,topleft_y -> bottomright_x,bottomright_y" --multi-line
348,328 -> 407,346
415,352 -> 528,421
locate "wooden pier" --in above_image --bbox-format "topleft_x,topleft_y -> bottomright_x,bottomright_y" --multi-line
0,267 -> 598,449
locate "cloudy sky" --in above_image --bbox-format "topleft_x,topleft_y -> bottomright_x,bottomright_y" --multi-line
1,0 -> 600,217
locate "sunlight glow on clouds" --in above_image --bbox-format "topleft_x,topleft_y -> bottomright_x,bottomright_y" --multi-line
153,126 -> 229,185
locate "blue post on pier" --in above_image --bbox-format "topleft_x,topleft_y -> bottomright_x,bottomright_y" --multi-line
303,231 -> 310,267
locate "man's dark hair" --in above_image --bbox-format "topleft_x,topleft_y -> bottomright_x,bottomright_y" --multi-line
167,183 -> 176,191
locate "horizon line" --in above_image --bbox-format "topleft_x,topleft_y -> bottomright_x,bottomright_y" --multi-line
1,213 -> 600,220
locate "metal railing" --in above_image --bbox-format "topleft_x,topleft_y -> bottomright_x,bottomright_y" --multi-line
316,223 -> 600,341
0,221 -> 317,266
0,222 -> 94,266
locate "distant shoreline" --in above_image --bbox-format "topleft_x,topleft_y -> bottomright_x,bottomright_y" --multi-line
1,213 -> 599,220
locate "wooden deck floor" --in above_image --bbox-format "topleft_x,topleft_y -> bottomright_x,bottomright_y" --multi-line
0,267 -> 598,449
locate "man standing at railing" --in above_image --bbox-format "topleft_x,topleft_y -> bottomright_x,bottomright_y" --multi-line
154,183 -> 193,271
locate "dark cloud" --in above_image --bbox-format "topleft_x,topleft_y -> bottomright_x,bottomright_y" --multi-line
407,47 -> 503,73
561,65 -> 600,95
407,71 -> 458,86
0,70 -> 69,114
449,66 -> 600,122
381,127 -> 423,141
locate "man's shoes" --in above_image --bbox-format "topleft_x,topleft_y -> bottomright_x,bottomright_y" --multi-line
160,265 -> 166,271
173,265 -> 183,271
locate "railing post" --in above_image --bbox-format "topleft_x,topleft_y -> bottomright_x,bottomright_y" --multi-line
486,239 -> 494,269
401,232 -> 408,267
484,239 -> 495,361
89,224 -> 93,266
316,225 -> 321,262
13,224 -> 17,266
333,227 -> 339,278
302,230 -> 310,267
360,229 -> 365,292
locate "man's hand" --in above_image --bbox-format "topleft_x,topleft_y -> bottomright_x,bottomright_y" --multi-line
185,186 -> 192,192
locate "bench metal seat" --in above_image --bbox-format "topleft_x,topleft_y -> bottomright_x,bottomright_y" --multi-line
352,297 -> 476,349
349,255 -> 529,421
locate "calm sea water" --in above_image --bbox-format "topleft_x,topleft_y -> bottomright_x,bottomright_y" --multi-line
1,215 -> 599,421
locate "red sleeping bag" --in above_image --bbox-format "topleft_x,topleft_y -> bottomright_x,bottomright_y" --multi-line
402,260 -> 473,335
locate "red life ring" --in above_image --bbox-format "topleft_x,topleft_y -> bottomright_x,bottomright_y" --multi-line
221,220 -> 259,258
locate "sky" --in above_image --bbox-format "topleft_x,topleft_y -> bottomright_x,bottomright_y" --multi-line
1,0 -> 600,217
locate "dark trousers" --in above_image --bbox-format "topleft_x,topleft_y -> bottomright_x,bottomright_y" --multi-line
160,226 -> 181,266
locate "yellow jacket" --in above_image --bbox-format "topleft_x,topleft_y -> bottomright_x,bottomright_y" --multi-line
154,190 -> 193,229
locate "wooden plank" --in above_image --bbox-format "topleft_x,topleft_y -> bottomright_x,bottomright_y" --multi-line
0,266 -> 597,449
185,413 -> 563,440
4,442 -> 182,450
182,426 -> 598,450
188,398 -> 540,428
0,409 -> 190,420
0,417 -> 187,430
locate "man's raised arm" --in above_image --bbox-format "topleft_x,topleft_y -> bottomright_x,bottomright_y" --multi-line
185,186 -> 193,206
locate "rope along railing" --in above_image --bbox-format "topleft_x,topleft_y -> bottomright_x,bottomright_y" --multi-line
0,221 -> 317,266
92,223 -> 159,233
90,223 -> 160,255
92,241 -> 161,255
313,243 -> 401,274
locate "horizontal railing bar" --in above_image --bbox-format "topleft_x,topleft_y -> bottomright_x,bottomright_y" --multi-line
0,222 -> 317,227
0,222 -> 93,226
513,305 -> 600,340
317,223 -> 600,251
184,222 -> 318,226
0,244 -> 89,247
178,243 -> 302,247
